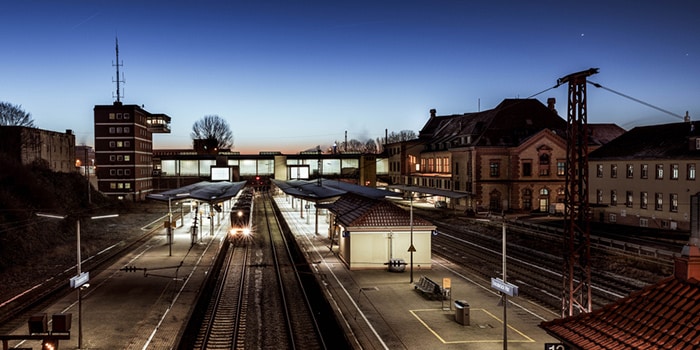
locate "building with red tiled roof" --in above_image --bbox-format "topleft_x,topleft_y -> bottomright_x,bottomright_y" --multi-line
540,225 -> 700,349
325,193 -> 436,270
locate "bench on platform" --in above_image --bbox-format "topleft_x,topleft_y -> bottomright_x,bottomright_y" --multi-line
414,276 -> 448,300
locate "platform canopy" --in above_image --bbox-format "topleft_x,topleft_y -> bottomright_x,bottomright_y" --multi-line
146,181 -> 247,203
272,178 -> 401,202
387,184 -> 470,199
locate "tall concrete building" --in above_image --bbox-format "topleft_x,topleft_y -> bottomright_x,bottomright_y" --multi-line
93,102 -> 170,201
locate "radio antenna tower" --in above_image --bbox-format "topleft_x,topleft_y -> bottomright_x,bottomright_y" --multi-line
112,37 -> 125,103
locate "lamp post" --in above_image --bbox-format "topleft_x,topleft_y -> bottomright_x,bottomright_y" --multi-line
36,213 -> 118,350
408,194 -> 416,283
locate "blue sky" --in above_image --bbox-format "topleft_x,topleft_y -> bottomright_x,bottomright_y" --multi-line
2,1 -> 700,153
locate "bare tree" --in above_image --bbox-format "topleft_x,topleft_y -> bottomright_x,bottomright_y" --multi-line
364,139 -> 378,154
191,115 -> 234,150
0,102 -> 34,127
386,130 -> 416,143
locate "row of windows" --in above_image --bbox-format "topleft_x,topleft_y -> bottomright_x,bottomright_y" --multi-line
109,154 -> 131,162
108,127 -> 130,134
108,113 -> 130,120
597,163 -> 696,180
109,182 -> 132,190
597,190 -> 679,212
420,157 -> 451,173
107,140 -> 152,151
109,169 -> 132,176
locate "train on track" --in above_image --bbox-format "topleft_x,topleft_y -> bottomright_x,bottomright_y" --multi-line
229,186 -> 254,241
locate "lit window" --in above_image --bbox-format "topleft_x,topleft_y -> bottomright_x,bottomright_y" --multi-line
670,193 -> 678,212
655,193 -> 663,210
110,182 -> 116,189
124,155 -> 130,161
116,141 -> 123,148
490,161 -> 500,177
641,164 -> 648,179
656,164 -> 663,179
626,164 -> 633,178
610,190 -> 617,205
671,164 -> 679,180
596,164 -> 603,177
109,113 -> 115,120
611,164 -> 618,178
125,183 -> 131,189
640,192 -> 648,209
626,191 -> 633,208
688,164 -> 696,180
597,189 -> 603,204
556,161 -> 565,176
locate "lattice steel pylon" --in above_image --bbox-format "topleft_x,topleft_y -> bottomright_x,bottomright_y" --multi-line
558,68 -> 598,317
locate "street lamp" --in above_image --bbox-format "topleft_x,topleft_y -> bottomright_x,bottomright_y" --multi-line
36,213 -> 118,350
408,193 -> 416,283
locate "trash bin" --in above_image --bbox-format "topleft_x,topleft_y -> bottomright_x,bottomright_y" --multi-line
454,300 -> 470,325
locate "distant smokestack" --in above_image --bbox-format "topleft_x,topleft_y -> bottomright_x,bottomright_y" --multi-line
547,98 -> 556,112
685,111 -> 691,123
430,109 -> 436,118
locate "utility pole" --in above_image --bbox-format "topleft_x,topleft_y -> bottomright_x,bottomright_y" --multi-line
558,68 -> 598,317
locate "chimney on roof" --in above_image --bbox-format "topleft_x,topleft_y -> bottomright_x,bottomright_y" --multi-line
675,193 -> 700,280
547,98 -> 556,112
685,111 -> 691,123
430,109 -> 436,119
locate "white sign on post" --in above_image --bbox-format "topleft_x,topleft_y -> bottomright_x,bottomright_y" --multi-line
70,271 -> 90,289
491,277 -> 518,297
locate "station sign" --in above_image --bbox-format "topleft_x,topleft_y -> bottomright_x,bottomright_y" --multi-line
70,271 -> 90,289
491,277 -> 518,297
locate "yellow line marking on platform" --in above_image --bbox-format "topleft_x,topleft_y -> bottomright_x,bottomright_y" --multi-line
409,308 -> 536,344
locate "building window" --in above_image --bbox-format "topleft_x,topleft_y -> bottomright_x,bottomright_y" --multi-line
109,141 -> 116,148
110,182 -> 116,189
116,127 -> 122,133
655,193 -> 663,210
556,161 -> 566,176
125,183 -> 131,189
490,161 -> 500,177
539,153 -> 550,176
611,164 -> 618,178
124,155 -> 130,161
125,169 -> 131,176
597,189 -> 603,204
117,155 -> 123,161
640,192 -> 648,209
109,155 -> 116,161
641,164 -> 649,179
670,193 -> 678,212
640,218 -> 648,227
109,169 -> 116,176
656,164 -> 663,179
609,213 -> 616,223
109,127 -> 115,134
116,141 -> 123,148
626,191 -> 633,208
124,113 -> 130,120
610,190 -> 617,205
626,164 -> 633,178
117,183 -> 124,189
109,113 -> 115,120
522,189 -> 532,210
116,113 -> 122,120
124,141 -> 130,147
688,164 -> 696,180
596,164 -> 603,178
671,164 -> 679,180
522,161 -> 532,177
117,169 -> 123,176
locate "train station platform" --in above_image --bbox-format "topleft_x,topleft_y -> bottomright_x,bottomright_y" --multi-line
274,194 -> 561,350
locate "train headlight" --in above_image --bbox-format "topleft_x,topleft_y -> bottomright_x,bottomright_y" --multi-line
243,228 -> 251,236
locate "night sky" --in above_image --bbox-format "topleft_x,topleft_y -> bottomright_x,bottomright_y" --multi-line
2,1 -> 699,153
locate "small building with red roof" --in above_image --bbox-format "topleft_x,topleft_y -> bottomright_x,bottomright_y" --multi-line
325,193 -> 436,270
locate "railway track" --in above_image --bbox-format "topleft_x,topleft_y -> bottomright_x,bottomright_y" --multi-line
181,190 -> 339,349
431,215 -> 674,314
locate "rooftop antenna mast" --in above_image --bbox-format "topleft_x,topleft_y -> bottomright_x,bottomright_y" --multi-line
112,37 -> 125,103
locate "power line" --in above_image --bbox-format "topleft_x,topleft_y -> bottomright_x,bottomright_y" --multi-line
588,80 -> 685,120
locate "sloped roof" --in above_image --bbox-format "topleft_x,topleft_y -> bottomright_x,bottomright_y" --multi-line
540,275 -> 700,349
588,123 -> 626,146
589,121 -> 700,159
272,178 -> 401,201
327,193 -> 434,228
418,99 -> 568,148
146,181 -> 247,203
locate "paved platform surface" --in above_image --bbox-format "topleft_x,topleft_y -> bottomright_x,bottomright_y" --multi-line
4,192 -> 560,349
275,194 -> 561,350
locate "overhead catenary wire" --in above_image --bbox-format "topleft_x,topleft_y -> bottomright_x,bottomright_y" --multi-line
588,80 -> 685,120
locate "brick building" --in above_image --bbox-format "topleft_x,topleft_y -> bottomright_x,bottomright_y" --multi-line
0,126 -> 75,172
93,102 -> 170,201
